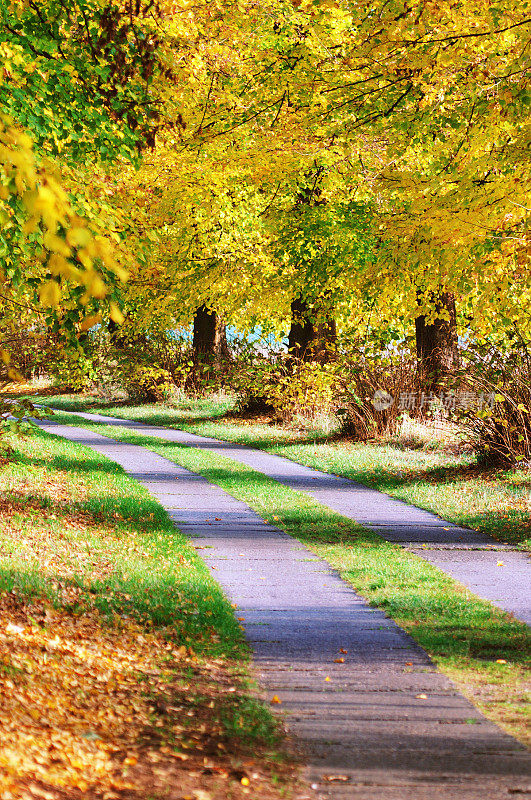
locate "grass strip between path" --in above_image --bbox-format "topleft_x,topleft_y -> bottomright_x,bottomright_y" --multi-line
35,395 -> 531,550
0,428 -> 300,800
46,411 -> 531,748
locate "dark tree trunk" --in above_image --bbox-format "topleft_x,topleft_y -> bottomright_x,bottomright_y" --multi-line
288,298 -> 336,362
415,290 -> 458,391
288,298 -> 315,360
108,319 -> 128,349
193,305 -> 228,369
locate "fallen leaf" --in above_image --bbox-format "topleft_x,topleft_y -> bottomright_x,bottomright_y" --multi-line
192,791 -> 212,800
241,777 -> 250,786
6,623 -> 24,635
497,561 -> 505,566
270,695 -> 281,704
415,694 -> 428,699
324,676 -> 331,682
496,659 -> 507,664
322,774 -> 351,783
333,658 -> 345,663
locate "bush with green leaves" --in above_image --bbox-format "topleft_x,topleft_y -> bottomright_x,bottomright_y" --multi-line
120,362 -> 175,403
48,346 -> 100,392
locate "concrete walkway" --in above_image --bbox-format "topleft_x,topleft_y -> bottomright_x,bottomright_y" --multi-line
37,418 -> 530,800
52,409 -> 530,626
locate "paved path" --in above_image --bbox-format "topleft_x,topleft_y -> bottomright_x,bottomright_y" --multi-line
37,418 -> 530,799
52,409 -> 530,625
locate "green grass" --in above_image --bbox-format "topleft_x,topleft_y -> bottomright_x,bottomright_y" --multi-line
0,427 -> 287,759
0,427 -> 243,657
35,394 -> 531,549
35,410 -> 531,746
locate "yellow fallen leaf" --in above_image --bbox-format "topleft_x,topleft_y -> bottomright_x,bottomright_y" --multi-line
241,777 -> 250,786
496,659 -> 507,664
416,694 -> 428,700
334,658 -> 345,663
496,561 -> 504,566
270,695 -> 281,704
325,676 -> 331,682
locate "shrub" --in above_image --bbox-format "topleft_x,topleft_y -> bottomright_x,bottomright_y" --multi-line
233,353 -> 337,420
334,344 -> 420,440
455,345 -> 531,466
121,362 -> 175,402
48,346 -> 99,391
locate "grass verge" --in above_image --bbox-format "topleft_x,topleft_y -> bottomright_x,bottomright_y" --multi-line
37,412 -> 530,748
0,427 -> 301,800
35,394 -> 531,550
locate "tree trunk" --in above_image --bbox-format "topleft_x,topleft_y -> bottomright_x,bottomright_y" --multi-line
193,305 -> 228,369
288,298 -> 336,362
415,290 -> 458,391
288,298 -> 315,360
107,319 -> 129,349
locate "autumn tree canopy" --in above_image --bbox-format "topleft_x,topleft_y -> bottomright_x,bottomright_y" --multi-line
1,0 -> 530,369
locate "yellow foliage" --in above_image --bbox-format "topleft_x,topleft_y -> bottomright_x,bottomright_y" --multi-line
0,114 -> 129,337
39,280 -> 61,307
110,302 -> 125,324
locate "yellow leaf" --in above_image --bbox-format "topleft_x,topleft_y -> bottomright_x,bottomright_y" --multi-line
39,280 -> 61,307
85,274 -> 106,298
110,302 -> 125,324
79,314 -> 102,332
77,248 -> 93,270
66,226 -> 92,248
43,231 -> 71,257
